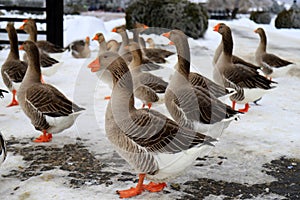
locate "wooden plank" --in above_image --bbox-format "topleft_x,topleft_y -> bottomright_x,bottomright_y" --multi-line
0,6 -> 46,12
46,0 -> 63,47
0,17 -> 46,23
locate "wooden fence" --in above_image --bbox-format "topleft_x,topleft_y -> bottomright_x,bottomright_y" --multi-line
0,0 -> 63,47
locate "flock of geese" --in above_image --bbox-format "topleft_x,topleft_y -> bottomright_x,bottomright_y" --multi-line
0,18 -> 294,198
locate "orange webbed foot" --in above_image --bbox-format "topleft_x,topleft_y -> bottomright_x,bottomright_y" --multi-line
7,99 -> 19,107
238,103 -> 250,113
34,132 -> 52,143
116,186 -> 144,198
104,96 -> 111,100
143,182 -> 167,192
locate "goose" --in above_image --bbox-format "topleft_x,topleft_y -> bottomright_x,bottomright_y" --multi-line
92,32 -> 107,54
213,23 -> 276,113
0,89 -> 8,99
0,132 -> 7,165
106,39 -> 120,52
254,27 -> 294,79
133,23 -> 175,64
18,41 -> 85,143
88,51 -> 217,198
20,19 -> 65,53
127,42 -> 168,108
162,30 -> 240,135
19,19 -> 61,77
112,25 -> 163,71
146,38 -> 155,48
213,37 -> 260,71
65,36 -> 91,58
1,22 -> 28,107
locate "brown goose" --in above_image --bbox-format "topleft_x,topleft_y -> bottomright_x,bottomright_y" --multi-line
88,51 -> 216,198
106,39 -> 120,52
19,19 -> 60,69
213,38 -> 260,71
254,27 -> 293,79
20,19 -> 65,53
163,30 -> 240,134
127,42 -> 168,108
65,36 -> 91,58
18,41 -> 85,143
0,132 -> 7,165
1,22 -> 28,107
92,32 -> 107,54
213,23 -> 276,113
134,23 -> 175,63
112,25 -> 163,71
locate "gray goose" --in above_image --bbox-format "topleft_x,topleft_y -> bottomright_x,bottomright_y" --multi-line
213,38 -> 260,71
213,23 -> 276,113
112,25 -> 163,71
127,42 -> 168,108
162,30 -> 240,134
19,19 -> 60,68
254,27 -> 293,79
92,32 -> 107,54
65,36 -> 91,58
20,19 -> 65,53
134,23 -> 175,64
1,22 -> 28,107
0,132 -> 7,166
18,41 -> 85,143
88,51 -> 216,198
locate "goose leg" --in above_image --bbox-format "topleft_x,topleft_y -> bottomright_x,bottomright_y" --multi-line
7,89 -> 19,107
104,96 -> 111,100
238,103 -> 250,113
34,130 -> 53,143
143,182 -> 167,192
231,101 -> 236,110
117,173 -> 145,198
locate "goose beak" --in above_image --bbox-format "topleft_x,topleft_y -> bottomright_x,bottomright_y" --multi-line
92,35 -> 99,41
168,41 -> 174,45
88,58 -> 100,72
254,29 -> 258,33
143,24 -> 149,29
19,45 -> 24,50
213,24 -> 220,32
112,28 -> 117,32
162,32 -> 170,38
19,24 -> 24,30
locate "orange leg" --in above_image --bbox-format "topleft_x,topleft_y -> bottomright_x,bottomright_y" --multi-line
104,96 -> 111,100
231,101 -> 236,110
7,89 -> 19,107
238,103 -> 250,113
142,103 -> 152,109
40,75 -> 46,84
34,130 -> 53,143
117,174 -> 146,198
143,182 -> 167,192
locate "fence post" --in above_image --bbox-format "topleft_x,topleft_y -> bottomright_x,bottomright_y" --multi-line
46,0 -> 63,47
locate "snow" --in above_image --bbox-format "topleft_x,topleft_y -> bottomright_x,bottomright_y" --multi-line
1,13 -> 300,199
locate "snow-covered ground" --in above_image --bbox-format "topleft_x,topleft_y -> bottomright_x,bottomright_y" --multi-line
0,12 -> 300,199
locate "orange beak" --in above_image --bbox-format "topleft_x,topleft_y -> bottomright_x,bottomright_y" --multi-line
143,24 -> 149,29
254,29 -> 258,33
88,57 -> 100,72
112,28 -> 117,32
19,45 -> 24,50
162,32 -> 170,38
168,41 -> 174,45
19,24 -> 24,30
213,24 -> 220,32
23,19 -> 28,23
92,34 -> 99,41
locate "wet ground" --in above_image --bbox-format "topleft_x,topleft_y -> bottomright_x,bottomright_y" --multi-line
3,138 -> 299,199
